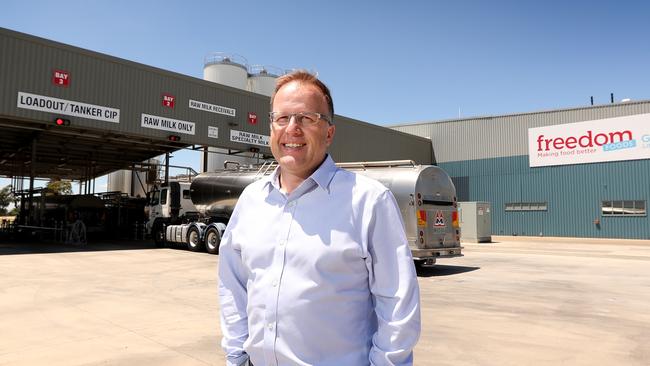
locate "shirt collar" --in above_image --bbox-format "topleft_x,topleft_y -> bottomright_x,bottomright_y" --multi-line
263,154 -> 338,194
310,154 -> 338,192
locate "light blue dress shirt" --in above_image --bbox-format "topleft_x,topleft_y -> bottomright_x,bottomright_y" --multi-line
218,155 -> 421,366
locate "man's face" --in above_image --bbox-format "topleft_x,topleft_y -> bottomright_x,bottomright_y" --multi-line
270,81 -> 335,179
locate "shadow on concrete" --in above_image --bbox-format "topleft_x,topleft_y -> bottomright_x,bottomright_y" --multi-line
416,264 -> 480,277
0,239 -> 159,255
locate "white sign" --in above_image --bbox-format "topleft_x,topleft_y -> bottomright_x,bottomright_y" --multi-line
528,113 -> 650,167
189,99 -> 236,117
17,92 -> 120,123
230,130 -> 269,147
141,113 -> 195,135
208,126 -> 219,139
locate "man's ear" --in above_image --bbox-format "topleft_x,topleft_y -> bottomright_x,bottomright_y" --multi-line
325,124 -> 336,146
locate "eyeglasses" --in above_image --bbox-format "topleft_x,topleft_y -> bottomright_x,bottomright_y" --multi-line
269,111 -> 332,127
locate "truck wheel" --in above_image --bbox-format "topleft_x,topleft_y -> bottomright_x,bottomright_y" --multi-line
187,227 -> 204,252
153,222 -> 165,248
205,227 -> 221,255
414,258 -> 435,269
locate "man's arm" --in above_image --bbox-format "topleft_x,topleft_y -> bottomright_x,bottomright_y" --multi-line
218,211 -> 251,366
366,190 -> 421,366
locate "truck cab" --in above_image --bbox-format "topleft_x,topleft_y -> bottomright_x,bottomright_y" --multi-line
146,181 -> 196,246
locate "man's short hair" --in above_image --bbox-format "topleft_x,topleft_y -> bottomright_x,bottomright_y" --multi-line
270,70 -> 334,121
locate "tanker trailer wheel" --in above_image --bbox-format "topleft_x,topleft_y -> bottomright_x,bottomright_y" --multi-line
205,227 -> 221,255
187,227 -> 204,252
414,259 -> 425,269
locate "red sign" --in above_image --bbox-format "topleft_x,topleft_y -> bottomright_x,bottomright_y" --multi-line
52,70 -> 70,87
248,112 -> 258,125
162,94 -> 175,108
434,211 -> 446,227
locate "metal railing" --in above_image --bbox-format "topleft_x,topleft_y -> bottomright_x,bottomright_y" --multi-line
336,160 -> 417,170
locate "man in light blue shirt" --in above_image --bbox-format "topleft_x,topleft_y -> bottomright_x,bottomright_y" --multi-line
218,71 -> 420,366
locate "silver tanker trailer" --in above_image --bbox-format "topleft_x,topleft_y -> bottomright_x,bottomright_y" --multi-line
146,160 -> 463,266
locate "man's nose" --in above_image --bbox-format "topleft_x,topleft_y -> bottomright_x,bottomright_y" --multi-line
285,115 -> 303,133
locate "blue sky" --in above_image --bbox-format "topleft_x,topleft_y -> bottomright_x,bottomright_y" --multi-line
2,0 -> 649,191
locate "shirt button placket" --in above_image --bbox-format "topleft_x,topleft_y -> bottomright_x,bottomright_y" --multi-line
265,198 -> 297,365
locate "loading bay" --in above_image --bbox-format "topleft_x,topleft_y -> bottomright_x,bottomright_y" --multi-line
1,237 -> 649,366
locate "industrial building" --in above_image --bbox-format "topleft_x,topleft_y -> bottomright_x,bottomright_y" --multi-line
0,27 -> 429,235
0,27 -> 430,182
2,26 -> 649,240
392,102 -> 650,239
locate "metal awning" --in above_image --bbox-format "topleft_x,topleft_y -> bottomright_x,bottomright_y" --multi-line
0,117 -> 187,181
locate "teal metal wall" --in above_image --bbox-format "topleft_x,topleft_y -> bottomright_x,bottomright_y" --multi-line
441,156 -> 650,239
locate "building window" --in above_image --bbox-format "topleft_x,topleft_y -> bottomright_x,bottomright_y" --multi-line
505,202 -> 548,212
601,200 -> 646,216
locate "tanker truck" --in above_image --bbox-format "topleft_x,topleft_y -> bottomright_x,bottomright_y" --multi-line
146,160 -> 462,266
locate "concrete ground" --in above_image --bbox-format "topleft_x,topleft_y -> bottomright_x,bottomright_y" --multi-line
1,236 -> 649,366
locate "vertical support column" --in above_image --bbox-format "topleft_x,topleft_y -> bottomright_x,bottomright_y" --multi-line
28,140 -> 36,225
203,146 -> 208,173
130,170 -> 135,197
86,162 -> 91,194
164,152 -> 170,185
87,164 -> 90,194
18,178 -> 26,225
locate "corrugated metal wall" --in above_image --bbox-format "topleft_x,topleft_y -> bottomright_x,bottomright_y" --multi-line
392,101 -> 650,163
0,27 -> 269,147
392,102 -> 650,239
0,27 -> 431,164
331,116 -> 432,163
440,156 -> 650,239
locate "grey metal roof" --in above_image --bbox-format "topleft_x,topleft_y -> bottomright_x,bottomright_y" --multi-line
0,27 -> 432,180
391,100 -> 650,163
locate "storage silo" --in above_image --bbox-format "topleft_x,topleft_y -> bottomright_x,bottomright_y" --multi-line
202,53 -> 260,172
247,65 -> 282,96
107,169 -> 149,197
107,169 -> 128,194
106,158 -> 159,197
203,53 -> 248,89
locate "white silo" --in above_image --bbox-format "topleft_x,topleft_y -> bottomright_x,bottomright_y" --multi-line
247,65 -> 282,96
202,53 -> 263,172
203,53 -> 249,89
107,169 -> 144,197
107,169 -> 128,193
106,158 -> 159,197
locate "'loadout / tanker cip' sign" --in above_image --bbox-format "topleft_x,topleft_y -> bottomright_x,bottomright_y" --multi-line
528,113 -> 650,167
17,92 -> 120,123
